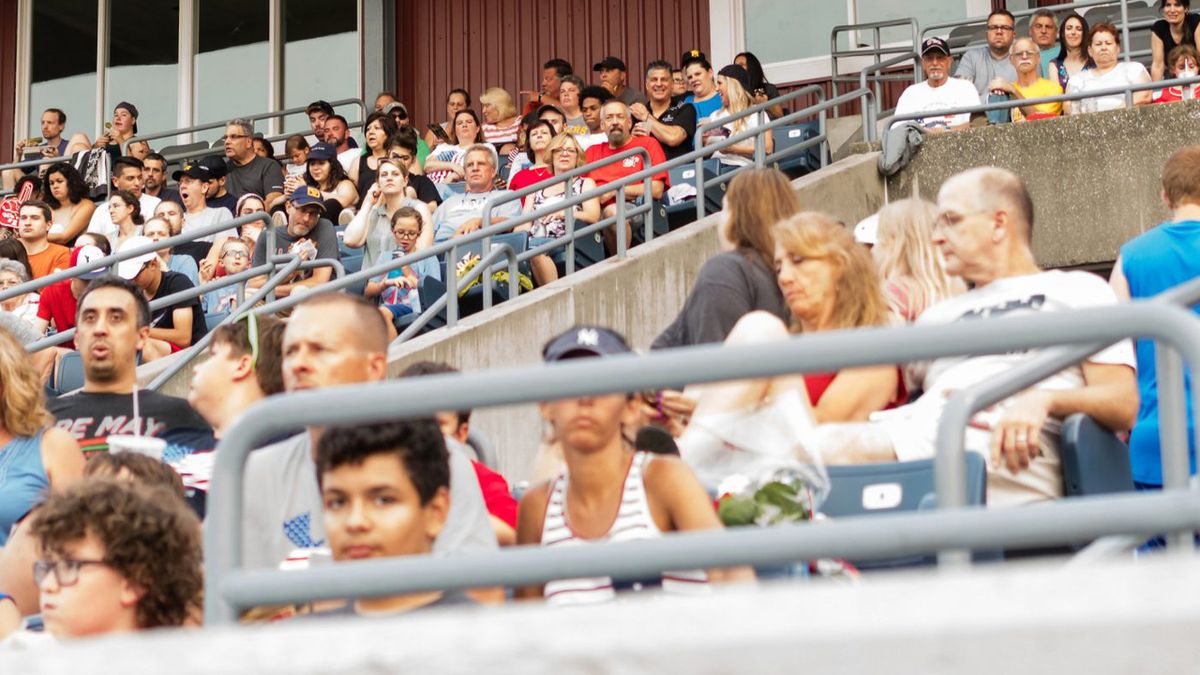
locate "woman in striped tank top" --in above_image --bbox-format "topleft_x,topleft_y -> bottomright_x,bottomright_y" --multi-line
516,326 -> 753,604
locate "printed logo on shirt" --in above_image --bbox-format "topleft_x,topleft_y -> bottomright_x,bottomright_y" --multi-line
283,512 -> 325,550
957,294 -> 1046,321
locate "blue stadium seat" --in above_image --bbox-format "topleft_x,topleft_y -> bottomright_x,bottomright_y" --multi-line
772,121 -> 824,177
1060,414 -> 1134,497
416,274 -> 447,331
665,161 -> 725,230
341,254 -> 363,274
205,310 -> 230,332
55,351 -> 85,394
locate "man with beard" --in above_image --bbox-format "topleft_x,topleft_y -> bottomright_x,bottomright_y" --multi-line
585,100 -> 667,252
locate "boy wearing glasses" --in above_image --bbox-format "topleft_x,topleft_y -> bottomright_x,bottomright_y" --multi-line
27,478 -> 201,639
955,9 -> 1018,100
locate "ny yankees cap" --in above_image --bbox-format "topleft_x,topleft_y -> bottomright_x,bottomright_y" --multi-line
542,325 -> 632,362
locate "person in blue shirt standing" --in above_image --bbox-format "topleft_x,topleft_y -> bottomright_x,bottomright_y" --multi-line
1110,145 -> 1200,490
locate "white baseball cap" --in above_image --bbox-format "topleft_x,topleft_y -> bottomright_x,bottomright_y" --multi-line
115,236 -> 159,280
853,213 -> 879,246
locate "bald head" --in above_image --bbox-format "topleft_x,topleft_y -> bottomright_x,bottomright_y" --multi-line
940,167 -> 1034,242
294,292 -> 388,353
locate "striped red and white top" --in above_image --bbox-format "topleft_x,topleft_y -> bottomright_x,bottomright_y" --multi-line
540,451 -> 709,605
482,118 -> 521,145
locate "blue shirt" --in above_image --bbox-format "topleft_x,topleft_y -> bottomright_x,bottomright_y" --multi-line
685,93 -> 723,127
168,254 -> 200,287
1120,219 -> 1200,485
0,430 -> 47,545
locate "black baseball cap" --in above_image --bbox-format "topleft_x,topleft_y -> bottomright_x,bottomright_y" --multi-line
921,37 -> 951,56
593,56 -> 627,72
717,64 -> 751,92
198,154 -> 228,179
542,326 -> 632,362
171,163 -> 211,181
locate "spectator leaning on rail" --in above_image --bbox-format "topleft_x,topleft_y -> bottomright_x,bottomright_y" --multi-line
224,118 -> 285,210
1151,0 -> 1200,81
247,185 -> 340,298
1064,23 -> 1152,113
585,100 -> 668,253
239,293 -> 497,572
679,167 -> 1138,507
987,38 -> 1064,122
629,60 -> 696,163
1110,145 -> 1200,490
893,37 -> 980,132
431,144 -> 521,243
956,9 -> 1018,102
1029,9 -> 1061,78
48,276 -> 213,456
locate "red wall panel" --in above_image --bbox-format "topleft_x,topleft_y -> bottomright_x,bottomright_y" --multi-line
0,0 -> 16,158
396,0 -> 710,128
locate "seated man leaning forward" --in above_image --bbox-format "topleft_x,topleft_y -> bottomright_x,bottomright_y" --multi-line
893,37 -> 981,131
248,185 -> 340,298
304,419 -> 475,618
431,144 -> 522,243
682,167 -> 1138,507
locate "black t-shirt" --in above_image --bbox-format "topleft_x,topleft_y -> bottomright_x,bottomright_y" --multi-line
655,101 -> 697,162
1153,14 -> 1200,54
173,241 -> 213,265
409,173 -> 443,206
49,390 -> 213,457
152,271 -> 207,347
207,192 -> 239,214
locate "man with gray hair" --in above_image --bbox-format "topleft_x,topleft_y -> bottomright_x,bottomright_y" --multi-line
683,167 -> 1138,507
431,144 -> 521,243
223,119 -> 284,210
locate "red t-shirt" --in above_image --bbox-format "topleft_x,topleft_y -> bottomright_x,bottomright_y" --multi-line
584,137 -> 669,203
471,460 -> 517,529
35,279 -> 78,348
509,166 -> 553,193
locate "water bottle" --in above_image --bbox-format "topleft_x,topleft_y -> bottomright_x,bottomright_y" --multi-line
1182,68 -> 1196,100
986,92 -> 1011,124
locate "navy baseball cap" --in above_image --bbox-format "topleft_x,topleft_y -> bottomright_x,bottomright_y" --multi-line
171,163 -> 211,182
307,142 -> 337,162
289,184 -> 326,210
542,325 -> 632,362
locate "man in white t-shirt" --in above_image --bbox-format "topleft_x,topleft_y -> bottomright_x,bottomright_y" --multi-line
173,163 -> 236,244
893,37 -> 981,131
723,167 -> 1139,507
239,293 -> 498,570
87,156 -> 161,243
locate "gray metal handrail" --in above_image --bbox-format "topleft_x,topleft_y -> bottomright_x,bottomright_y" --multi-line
882,72 -> 1198,140
125,98 -> 367,148
146,255 -> 304,391
394,245 -> 518,343
204,302 -> 1200,623
858,51 -> 920,117
935,276 -> 1200,557
830,18 -> 921,119
0,211 -> 273,305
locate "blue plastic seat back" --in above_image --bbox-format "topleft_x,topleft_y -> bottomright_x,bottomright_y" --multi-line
55,351 -> 85,394
205,310 -> 230,332
1060,413 -> 1134,497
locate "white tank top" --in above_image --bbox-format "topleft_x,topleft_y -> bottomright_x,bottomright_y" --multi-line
539,451 -> 708,605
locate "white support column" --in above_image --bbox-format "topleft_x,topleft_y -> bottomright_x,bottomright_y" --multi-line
178,0 -> 196,143
96,0 -> 109,136
14,0 -> 32,142
709,0 -> 744,70
268,0 -> 284,135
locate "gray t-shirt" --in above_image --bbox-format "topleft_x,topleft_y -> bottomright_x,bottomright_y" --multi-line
182,206 -> 236,243
652,250 -> 789,350
432,190 -> 522,243
955,47 -> 1018,99
252,218 -> 340,281
225,155 -> 285,200
240,433 -> 498,570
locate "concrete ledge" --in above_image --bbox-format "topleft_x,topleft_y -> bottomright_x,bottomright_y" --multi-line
853,102 -> 1200,268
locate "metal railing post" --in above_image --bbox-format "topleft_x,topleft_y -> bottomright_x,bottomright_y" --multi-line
694,155 -> 707,221
615,186 -> 628,258
447,242 -> 460,327
565,174 -> 577,276
1120,0 -> 1131,63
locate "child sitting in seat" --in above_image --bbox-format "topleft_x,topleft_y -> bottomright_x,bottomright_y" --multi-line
365,206 -> 440,328
201,237 -> 253,314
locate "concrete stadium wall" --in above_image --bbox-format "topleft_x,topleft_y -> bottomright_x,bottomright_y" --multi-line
864,101 -> 1200,269
144,152 -> 884,481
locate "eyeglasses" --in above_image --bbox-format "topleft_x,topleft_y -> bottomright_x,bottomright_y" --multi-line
222,250 -> 249,260
392,229 -> 420,239
33,559 -> 110,587
987,25 -> 1015,32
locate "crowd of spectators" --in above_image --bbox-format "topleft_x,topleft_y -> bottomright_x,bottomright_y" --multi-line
0,27 -> 1196,651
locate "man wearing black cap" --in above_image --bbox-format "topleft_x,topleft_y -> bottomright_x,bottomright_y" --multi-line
248,185 -> 339,298
174,163 -> 236,244
893,37 -> 980,131
198,155 -> 238,214
630,60 -> 696,162
224,118 -> 285,210
593,56 -> 648,107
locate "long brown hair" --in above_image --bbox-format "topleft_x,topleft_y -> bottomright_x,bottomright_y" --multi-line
0,325 -> 54,436
773,212 -> 890,331
723,168 -> 801,267
873,198 -> 963,319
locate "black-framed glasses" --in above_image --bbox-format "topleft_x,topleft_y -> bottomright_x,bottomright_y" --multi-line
392,229 -> 420,240
33,559 -> 110,587
987,24 -> 1014,32
222,250 -> 250,260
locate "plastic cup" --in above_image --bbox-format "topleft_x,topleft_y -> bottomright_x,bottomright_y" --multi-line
107,434 -> 167,461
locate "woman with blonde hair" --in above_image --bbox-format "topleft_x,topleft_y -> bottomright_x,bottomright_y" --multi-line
672,212 -> 902,439
703,64 -> 773,171
0,325 -> 84,545
653,168 -> 798,349
517,133 -> 599,286
479,87 -> 521,155
872,198 -> 965,322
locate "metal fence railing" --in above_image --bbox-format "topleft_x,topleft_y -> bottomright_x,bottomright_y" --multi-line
203,300 -> 1200,624
125,98 -> 368,151
830,18 -> 921,119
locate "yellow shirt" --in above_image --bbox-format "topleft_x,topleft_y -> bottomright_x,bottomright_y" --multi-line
1012,78 -> 1064,122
